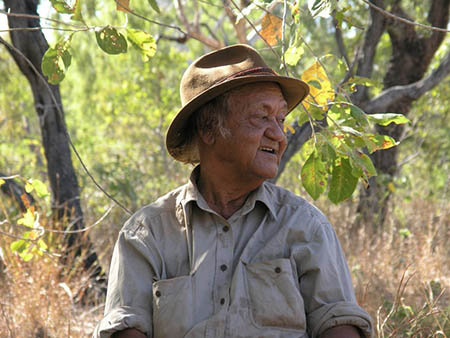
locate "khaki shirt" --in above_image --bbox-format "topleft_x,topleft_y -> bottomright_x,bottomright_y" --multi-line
94,169 -> 372,338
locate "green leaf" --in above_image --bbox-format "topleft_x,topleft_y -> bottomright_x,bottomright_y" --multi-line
399,228 -> 411,238
301,150 -> 328,200
364,134 -> 398,153
147,0 -> 161,13
38,239 -> 48,251
17,210 -> 35,228
30,179 -> 49,198
328,157 -> 358,204
42,36 -> 72,84
126,29 -> 157,61
367,113 -> 410,126
308,0 -> 332,18
308,80 -> 322,90
350,105 -> 369,127
20,251 -> 34,262
309,105 -> 325,120
25,182 -> 34,193
11,239 -> 28,253
340,126 -> 362,137
95,26 -> 128,55
351,151 -> 377,178
50,0 -> 75,14
327,104 -> 347,122
320,142 -> 336,171
297,110 -> 309,126
71,0 -> 83,22
285,44 -> 304,66
348,76 -> 380,87
0,178 -> 5,187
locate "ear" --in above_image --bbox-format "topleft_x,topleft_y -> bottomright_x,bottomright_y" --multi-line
197,129 -> 215,145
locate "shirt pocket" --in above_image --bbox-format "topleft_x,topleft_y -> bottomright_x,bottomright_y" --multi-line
152,275 -> 194,338
243,258 -> 306,330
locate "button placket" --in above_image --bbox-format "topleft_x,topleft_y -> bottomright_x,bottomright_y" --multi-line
215,221 -> 233,311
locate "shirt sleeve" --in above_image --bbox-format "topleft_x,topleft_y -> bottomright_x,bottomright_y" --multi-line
293,220 -> 373,338
93,215 -> 163,338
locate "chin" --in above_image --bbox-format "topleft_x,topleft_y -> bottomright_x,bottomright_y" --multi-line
256,168 -> 278,180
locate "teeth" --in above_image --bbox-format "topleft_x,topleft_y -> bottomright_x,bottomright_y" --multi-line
260,147 -> 275,153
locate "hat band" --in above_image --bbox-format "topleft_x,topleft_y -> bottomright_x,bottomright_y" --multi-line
216,67 -> 277,85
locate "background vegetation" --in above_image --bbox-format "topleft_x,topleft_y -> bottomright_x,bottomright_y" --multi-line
0,0 -> 449,336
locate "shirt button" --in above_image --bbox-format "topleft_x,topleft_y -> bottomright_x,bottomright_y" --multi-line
275,267 -> 281,273
220,264 -> 228,271
220,298 -> 225,305
222,225 -> 230,232
155,290 -> 161,297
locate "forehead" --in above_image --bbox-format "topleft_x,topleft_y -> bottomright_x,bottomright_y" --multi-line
229,82 -> 286,104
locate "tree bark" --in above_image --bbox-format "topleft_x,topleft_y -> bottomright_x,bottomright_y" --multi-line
354,0 -> 449,229
0,173 -> 35,212
3,0 -> 104,289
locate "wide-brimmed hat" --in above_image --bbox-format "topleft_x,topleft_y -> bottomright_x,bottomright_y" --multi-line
166,44 -> 309,163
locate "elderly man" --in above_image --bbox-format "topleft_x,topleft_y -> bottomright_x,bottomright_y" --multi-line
94,44 -> 372,338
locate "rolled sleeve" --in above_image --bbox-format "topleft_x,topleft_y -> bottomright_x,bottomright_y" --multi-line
93,306 -> 151,338
93,214 -> 163,338
294,220 -> 372,337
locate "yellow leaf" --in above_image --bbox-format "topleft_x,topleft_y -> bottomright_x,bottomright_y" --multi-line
301,60 -> 334,111
284,124 -> 295,134
387,182 -> 396,193
260,13 -> 282,46
116,0 -> 130,12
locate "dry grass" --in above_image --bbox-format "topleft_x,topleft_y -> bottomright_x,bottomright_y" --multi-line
0,195 -> 449,337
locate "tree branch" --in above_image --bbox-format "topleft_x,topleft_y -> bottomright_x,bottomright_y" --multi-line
423,0 -> 450,59
332,11 -> 351,70
222,0 -> 248,44
174,0 -> 224,49
271,121 -> 312,183
352,0 -> 386,104
362,51 -> 450,113
0,173 -> 35,212
360,0 -> 450,33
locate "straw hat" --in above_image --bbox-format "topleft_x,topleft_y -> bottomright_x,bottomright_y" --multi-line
166,44 -> 309,163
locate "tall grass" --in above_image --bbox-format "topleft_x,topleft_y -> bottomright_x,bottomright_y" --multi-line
0,194 -> 448,337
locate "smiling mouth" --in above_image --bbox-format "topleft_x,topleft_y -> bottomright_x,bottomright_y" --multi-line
260,147 -> 276,154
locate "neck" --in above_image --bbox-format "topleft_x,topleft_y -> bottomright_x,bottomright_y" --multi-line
197,164 -> 262,219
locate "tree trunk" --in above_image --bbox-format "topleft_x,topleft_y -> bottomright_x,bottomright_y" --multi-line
3,0 -> 104,289
355,0 -> 449,229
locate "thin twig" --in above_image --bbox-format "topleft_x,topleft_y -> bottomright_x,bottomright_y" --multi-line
0,9 -> 86,29
0,26 -> 89,33
281,0 -> 290,76
0,175 -> 20,180
43,206 -> 113,234
114,0 -> 186,35
360,0 -> 450,33
229,0 -> 281,60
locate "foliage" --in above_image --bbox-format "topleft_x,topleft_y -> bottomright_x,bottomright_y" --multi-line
33,0 -> 415,204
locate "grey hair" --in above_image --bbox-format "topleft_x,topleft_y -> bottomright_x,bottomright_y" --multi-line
177,92 -> 232,164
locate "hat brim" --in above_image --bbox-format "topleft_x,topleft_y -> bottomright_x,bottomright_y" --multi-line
166,74 -> 310,162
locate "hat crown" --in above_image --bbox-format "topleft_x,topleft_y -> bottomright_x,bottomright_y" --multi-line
180,45 -> 268,105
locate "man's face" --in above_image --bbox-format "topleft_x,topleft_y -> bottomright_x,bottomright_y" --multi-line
211,82 -> 288,183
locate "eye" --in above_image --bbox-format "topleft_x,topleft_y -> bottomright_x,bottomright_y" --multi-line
277,117 -> 285,125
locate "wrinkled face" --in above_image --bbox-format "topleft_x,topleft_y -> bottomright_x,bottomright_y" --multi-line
211,82 -> 288,183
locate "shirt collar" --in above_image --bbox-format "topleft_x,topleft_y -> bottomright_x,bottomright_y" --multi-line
175,166 -> 278,224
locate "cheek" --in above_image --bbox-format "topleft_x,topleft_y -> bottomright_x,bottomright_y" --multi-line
280,136 -> 288,154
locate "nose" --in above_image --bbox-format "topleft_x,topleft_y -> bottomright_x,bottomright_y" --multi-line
265,118 -> 287,143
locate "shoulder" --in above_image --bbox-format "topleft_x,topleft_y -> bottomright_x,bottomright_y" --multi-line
121,184 -> 187,234
262,182 -> 329,225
